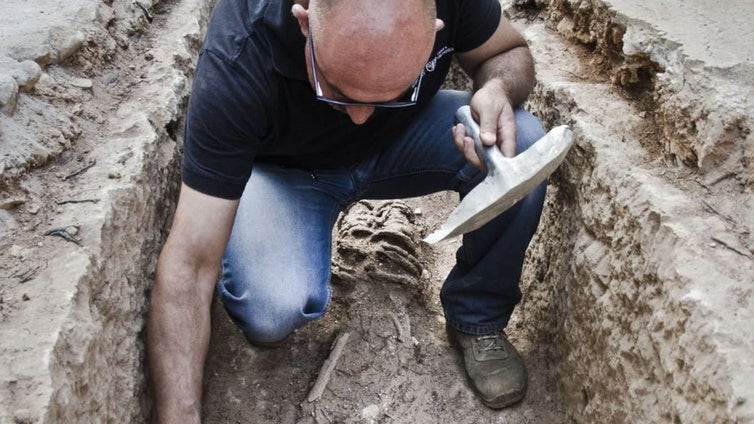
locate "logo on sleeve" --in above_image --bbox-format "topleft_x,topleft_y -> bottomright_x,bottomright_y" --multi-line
424,46 -> 454,73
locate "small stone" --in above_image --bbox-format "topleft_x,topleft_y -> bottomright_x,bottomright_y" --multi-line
15,60 -> 43,91
13,408 -> 34,423
0,198 -> 25,210
414,207 -> 422,215
56,31 -> 86,62
21,294 -> 30,301
0,74 -> 19,115
103,71 -> 119,86
108,172 -> 122,179
709,242 -> 718,248
70,103 -> 83,116
0,57 -> 43,92
69,77 -> 93,89
361,404 -> 381,422
8,245 -> 23,258
144,52 -> 154,61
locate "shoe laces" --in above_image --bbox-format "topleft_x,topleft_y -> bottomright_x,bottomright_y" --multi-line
476,333 -> 507,352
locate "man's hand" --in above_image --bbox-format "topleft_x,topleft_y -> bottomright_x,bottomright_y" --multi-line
453,82 -> 517,170
454,8 -> 535,170
471,81 -> 517,158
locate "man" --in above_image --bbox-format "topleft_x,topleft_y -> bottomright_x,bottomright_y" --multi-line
148,0 -> 547,421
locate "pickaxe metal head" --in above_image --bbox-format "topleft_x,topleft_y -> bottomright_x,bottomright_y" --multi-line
423,105 -> 573,244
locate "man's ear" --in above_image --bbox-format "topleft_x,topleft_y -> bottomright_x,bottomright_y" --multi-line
291,4 -> 310,37
435,19 -> 445,32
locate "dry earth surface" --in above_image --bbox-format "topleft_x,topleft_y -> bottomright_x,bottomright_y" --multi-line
202,196 -> 567,423
1,0 -> 753,423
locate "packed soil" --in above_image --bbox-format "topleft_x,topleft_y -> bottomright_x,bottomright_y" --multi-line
203,195 -> 569,424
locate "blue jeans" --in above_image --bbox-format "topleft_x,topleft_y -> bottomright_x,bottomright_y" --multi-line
218,90 -> 547,343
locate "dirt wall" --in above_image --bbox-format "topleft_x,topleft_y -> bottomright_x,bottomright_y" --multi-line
1,0 -> 212,421
510,1 -> 754,421
524,0 -> 754,188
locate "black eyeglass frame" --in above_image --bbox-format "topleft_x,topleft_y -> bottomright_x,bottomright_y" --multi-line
307,24 -> 424,108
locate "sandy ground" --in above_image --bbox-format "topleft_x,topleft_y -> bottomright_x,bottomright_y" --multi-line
202,195 -> 569,424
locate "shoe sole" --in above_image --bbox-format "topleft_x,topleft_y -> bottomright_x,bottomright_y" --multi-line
480,384 -> 527,409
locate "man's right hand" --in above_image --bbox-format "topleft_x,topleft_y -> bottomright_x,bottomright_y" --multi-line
148,184 -> 238,423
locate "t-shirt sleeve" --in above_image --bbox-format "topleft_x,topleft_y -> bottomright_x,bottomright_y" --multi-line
182,49 -> 272,200
453,0 -> 502,53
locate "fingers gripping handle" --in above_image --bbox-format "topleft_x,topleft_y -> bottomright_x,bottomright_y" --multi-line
454,105 -> 506,170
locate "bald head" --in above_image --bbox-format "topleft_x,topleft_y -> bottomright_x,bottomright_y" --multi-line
292,0 -> 441,123
311,0 -> 437,27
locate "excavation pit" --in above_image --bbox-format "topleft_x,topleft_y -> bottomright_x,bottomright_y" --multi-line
1,0 -> 752,423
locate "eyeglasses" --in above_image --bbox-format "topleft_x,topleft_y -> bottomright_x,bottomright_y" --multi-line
307,24 -> 423,108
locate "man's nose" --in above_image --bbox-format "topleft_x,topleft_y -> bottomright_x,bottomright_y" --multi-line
345,105 -> 375,125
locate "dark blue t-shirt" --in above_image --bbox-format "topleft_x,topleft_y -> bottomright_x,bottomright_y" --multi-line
183,0 -> 501,199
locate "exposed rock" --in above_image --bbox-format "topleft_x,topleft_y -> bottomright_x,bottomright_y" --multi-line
0,56 -> 43,92
527,0 -> 754,186
0,0 -> 96,64
510,6 -> 754,422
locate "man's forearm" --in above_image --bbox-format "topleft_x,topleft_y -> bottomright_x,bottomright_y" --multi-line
471,45 -> 535,107
148,254 -> 215,423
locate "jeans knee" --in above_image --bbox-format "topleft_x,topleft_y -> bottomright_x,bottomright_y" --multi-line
224,295 -> 301,343
237,311 -> 298,344
217,277 -> 329,344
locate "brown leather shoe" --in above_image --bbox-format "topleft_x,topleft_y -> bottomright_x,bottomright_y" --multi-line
447,326 -> 528,409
